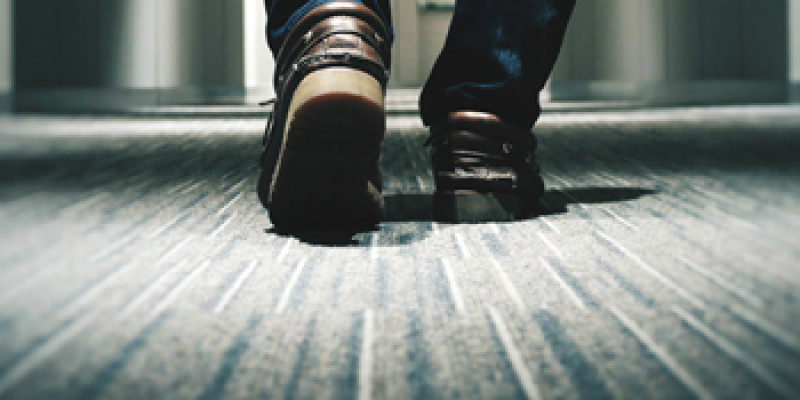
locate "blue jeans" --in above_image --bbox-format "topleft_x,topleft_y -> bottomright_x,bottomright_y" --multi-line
264,0 -> 575,130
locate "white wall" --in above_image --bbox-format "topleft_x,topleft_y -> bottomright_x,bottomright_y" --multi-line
244,0 -> 275,101
389,0 -> 421,87
0,0 -> 11,109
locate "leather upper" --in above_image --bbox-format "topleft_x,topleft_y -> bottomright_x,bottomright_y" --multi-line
429,111 -> 543,195
273,2 -> 391,95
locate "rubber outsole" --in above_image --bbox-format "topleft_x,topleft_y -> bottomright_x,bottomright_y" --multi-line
266,68 -> 386,232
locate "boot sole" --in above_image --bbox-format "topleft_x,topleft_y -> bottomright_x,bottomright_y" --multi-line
268,67 -> 386,232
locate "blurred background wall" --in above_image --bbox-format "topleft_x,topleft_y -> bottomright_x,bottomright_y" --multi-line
12,0 -> 273,111
551,0 -> 788,104
0,0 -> 11,111
4,0 -> 800,112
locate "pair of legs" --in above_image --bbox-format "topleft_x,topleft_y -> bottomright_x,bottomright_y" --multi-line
265,0 -> 575,129
259,0 -> 575,232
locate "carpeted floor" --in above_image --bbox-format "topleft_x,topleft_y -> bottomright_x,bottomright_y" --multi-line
0,104 -> 799,399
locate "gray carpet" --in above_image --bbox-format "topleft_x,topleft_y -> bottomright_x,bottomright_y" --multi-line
1,104 -> 799,399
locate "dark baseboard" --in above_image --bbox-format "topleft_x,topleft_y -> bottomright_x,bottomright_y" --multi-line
549,80 -> 788,105
12,87 -> 274,113
790,83 -> 800,103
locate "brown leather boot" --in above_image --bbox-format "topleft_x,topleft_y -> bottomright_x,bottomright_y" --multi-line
429,111 -> 545,222
257,2 -> 391,232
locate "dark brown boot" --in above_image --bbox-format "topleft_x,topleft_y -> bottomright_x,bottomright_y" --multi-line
257,2 -> 391,233
429,111 -> 545,222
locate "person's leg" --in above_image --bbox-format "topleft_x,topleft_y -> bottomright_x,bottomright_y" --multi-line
264,0 -> 392,55
258,0 -> 393,232
420,0 -> 575,130
423,0 -> 575,222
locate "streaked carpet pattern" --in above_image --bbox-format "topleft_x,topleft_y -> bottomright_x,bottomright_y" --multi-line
1,104 -> 799,399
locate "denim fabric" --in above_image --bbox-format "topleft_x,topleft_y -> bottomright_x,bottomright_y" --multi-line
264,0 -> 393,53
264,0 -> 574,130
420,0 -> 575,129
